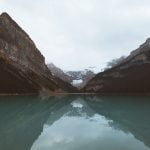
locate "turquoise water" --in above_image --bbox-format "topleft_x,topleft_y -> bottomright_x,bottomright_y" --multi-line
0,95 -> 150,150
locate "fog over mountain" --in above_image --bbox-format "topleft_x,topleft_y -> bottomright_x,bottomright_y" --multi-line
1,0 -> 150,71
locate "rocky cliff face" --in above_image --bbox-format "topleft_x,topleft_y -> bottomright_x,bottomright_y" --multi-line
83,38 -> 150,94
47,63 -> 72,83
0,13 -> 46,74
0,12 -> 76,94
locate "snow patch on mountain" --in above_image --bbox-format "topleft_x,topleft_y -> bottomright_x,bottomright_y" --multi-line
72,79 -> 83,86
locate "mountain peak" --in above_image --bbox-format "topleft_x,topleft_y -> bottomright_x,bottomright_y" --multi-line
0,12 -> 17,26
0,12 -> 77,94
0,12 -> 35,46
0,12 -> 11,19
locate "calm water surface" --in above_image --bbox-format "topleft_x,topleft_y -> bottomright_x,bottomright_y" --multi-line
0,95 -> 150,150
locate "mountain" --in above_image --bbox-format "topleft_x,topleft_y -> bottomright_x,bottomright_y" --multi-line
47,63 -> 72,83
83,38 -> 150,94
0,12 -> 76,94
67,70 -> 95,88
47,63 -> 95,88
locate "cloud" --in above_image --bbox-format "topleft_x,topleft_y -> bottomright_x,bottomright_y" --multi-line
0,0 -> 150,71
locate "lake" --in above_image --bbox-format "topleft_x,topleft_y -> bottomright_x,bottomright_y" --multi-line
0,95 -> 150,150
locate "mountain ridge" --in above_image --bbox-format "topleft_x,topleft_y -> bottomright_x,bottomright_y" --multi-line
83,38 -> 150,94
0,12 -> 77,94
47,63 -> 95,89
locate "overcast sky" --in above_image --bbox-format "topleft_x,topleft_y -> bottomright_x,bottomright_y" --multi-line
1,0 -> 150,72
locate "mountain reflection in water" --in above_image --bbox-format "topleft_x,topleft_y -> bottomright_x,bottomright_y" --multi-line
0,95 -> 150,150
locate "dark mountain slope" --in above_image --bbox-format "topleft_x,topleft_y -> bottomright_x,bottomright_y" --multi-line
83,38 -> 150,94
0,12 -> 76,94
47,63 -> 72,83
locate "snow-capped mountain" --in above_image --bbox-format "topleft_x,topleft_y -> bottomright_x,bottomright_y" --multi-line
66,70 -> 95,88
47,63 -> 95,88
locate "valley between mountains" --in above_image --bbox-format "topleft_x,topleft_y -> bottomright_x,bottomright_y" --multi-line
0,12 -> 150,95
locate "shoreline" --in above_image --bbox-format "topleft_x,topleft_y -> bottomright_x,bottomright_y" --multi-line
0,92 -> 150,96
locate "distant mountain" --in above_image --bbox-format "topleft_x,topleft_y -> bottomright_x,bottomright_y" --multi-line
83,38 -> 150,94
47,63 -> 72,83
0,12 -> 76,94
47,64 -> 95,88
66,70 -> 95,88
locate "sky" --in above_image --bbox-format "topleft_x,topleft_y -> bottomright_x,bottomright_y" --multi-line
1,0 -> 150,72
